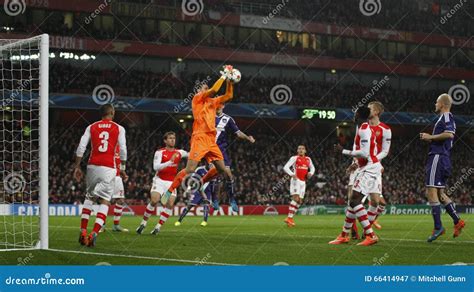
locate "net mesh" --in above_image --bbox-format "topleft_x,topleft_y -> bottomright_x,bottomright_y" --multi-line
0,37 -> 42,249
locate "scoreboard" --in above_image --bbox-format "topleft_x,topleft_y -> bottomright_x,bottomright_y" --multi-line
301,108 -> 337,120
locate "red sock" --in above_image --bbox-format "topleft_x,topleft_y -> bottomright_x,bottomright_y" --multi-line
354,204 -> 374,236
167,169 -> 187,193
143,203 -> 155,222
113,204 -> 124,225
342,207 -> 356,237
92,212 -> 107,234
158,208 -> 171,227
80,208 -> 91,230
375,204 -> 385,220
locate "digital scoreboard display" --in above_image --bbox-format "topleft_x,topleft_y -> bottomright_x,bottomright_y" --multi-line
301,108 -> 337,120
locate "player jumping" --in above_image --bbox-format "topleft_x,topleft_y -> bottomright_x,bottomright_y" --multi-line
283,145 -> 315,227
205,104 -> 255,210
330,106 -> 379,246
157,66 -> 235,234
419,93 -> 465,242
74,104 -> 127,247
136,131 -> 188,235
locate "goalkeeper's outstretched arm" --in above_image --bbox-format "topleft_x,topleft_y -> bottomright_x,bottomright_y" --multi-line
215,80 -> 234,104
204,76 -> 226,98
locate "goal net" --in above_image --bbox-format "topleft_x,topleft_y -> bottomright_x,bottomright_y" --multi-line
0,34 -> 49,250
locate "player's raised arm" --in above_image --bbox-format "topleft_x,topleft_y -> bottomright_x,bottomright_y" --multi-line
203,76 -> 226,98
214,79 -> 234,104
227,116 -> 255,143
236,131 -> 255,143
376,128 -> 391,161
283,156 -> 297,177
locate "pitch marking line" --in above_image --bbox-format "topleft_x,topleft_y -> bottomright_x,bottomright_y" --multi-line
47,248 -> 243,266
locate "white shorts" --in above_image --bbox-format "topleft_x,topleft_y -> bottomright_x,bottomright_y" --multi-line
348,168 -> 360,186
113,176 -> 125,199
290,178 -> 306,199
151,177 -> 176,197
352,163 -> 383,196
86,165 -> 116,201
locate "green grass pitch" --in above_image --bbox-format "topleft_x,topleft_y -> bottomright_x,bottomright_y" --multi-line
0,215 -> 472,265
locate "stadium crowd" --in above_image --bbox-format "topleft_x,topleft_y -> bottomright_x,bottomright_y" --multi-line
47,126 -> 473,207
4,0 -> 472,70
204,0 -> 472,37
49,64 -> 472,115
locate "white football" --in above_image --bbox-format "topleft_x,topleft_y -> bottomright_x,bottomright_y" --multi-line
231,69 -> 241,83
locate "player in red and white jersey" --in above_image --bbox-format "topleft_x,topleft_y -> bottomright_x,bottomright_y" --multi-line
366,101 -> 391,229
283,145 -> 315,227
136,131 -> 188,235
73,104 -> 127,247
347,101 -> 392,238
330,106 -> 379,246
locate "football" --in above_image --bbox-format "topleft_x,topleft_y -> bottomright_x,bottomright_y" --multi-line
231,68 -> 241,83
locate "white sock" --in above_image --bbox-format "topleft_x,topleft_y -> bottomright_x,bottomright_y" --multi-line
342,207 -> 356,234
367,205 -> 378,223
288,200 -> 300,219
157,208 -> 172,228
142,203 -> 155,225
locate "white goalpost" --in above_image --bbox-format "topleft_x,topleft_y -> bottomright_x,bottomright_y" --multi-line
0,34 -> 49,251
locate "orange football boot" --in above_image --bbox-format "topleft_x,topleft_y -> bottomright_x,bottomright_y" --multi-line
357,233 -> 379,246
284,217 -> 295,227
453,220 -> 465,238
372,220 -> 382,230
78,229 -> 88,246
329,234 -> 350,244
